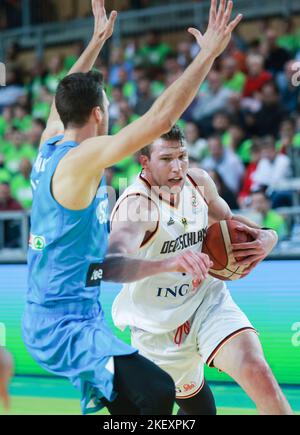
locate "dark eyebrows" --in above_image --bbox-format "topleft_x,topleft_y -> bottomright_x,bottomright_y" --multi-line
159,149 -> 188,158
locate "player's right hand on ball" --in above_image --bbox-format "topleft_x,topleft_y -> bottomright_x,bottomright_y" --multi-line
171,250 -> 213,284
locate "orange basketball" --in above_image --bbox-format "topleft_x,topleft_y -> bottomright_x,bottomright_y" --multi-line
202,220 -> 255,281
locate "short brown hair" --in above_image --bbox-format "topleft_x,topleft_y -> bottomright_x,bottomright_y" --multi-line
140,125 -> 185,159
56,70 -> 104,128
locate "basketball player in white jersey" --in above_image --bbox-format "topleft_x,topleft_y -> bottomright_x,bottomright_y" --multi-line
109,126 -> 293,415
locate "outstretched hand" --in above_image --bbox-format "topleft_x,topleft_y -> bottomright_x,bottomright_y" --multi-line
92,0 -> 118,42
188,0 -> 243,58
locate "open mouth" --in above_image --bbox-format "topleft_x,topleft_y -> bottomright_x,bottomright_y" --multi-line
169,177 -> 183,183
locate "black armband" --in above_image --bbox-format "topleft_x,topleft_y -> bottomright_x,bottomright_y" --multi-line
261,227 -> 274,231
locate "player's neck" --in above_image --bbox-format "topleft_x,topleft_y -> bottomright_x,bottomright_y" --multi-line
63,125 -> 99,145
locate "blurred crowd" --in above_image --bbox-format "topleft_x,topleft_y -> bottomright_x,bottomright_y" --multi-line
1,20 -> 300,244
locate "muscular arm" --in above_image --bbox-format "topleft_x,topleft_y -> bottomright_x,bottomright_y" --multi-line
69,1 -> 243,175
39,0 -> 117,148
104,195 -> 174,282
103,195 -> 211,283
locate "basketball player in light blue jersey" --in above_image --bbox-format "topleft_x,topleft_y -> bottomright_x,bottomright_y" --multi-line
22,0 -> 243,414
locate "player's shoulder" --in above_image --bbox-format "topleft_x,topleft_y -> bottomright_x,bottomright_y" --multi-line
187,167 -> 212,187
117,175 -> 158,207
111,185 -> 159,224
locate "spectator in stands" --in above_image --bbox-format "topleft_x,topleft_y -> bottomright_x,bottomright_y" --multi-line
221,56 -> 246,93
134,76 -> 155,116
116,68 -> 136,104
277,19 -> 298,55
26,118 -> 46,149
253,136 -> 292,208
0,154 -> 11,184
250,189 -> 289,239
212,111 -> 231,144
192,70 -> 235,132
137,30 -> 171,67
243,54 -> 272,98
109,86 -> 125,123
12,104 -> 32,133
3,128 -> 36,175
0,107 -> 12,138
45,55 -> 65,94
227,123 -> 253,164
0,182 -> 22,211
109,46 -> 133,86
165,52 -> 183,77
11,159 -> 32,210
201,134 -> 245,194
225,92 -> 248,129
238,141 -> 262,208
177,40 -> 194,68
276,60 -> 300,114
26,60 -> 47,103
0,182 -> 23,248
223,38 -> 247,72
184,122 -> 207,162
276,118 -> 300,154
0,68 -> 25,110
253,82 -> 286,137
110,100 -> 139,136
31,86 -> 52,121
208,169 -> 239,210
262,29 -> 292,75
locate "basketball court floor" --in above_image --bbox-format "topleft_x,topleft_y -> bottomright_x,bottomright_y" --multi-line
1,376 -> 299,415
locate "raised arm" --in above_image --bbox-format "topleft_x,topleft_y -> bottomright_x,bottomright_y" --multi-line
103,195 -> 212,283
76,0 -> 243,173
39,0 -> 117,148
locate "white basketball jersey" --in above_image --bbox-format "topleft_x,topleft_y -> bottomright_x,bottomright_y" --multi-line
111,172 -> 215,334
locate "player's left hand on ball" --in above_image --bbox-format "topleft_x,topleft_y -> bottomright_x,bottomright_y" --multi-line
231,225 -> 278,267
174,250 -> 213,285
92,0 -> 118,42
0,349 -> 13,410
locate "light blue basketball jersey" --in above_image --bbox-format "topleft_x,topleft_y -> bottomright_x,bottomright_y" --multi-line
23,135 -> 137,414
27,135 -> 109,306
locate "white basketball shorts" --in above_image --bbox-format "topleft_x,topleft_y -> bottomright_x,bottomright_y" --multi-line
131,280 -> 257,399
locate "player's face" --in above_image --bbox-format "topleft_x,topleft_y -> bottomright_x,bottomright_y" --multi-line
146,139 -> 189,193
251,193 -> 269,214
